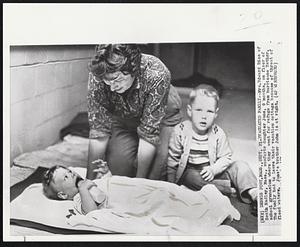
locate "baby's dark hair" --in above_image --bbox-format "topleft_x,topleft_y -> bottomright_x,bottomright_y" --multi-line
88,44 -> 142,79
42,165 -> 65,200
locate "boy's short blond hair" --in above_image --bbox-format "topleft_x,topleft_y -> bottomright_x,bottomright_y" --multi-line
189,84 -> 220,109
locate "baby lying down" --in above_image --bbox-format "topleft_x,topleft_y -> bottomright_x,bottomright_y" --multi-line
42,160 -> 110,215
41,160 -> 241,235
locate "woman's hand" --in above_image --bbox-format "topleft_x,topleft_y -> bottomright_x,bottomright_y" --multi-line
92,159 -> 110,179
136,138 -> 156,178
87,137 -> 109,180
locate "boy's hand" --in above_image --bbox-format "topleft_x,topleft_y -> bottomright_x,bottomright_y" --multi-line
92,159 -> 109,179
200,167 -> 215,182
78,179 -> 96,191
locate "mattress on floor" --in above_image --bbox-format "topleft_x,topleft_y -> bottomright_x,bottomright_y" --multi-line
10,167 -> 257,235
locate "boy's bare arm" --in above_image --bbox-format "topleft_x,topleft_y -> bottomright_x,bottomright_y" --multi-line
78,180 -> 98,214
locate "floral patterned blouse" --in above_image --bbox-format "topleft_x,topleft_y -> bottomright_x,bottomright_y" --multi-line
87,54 -> 171,145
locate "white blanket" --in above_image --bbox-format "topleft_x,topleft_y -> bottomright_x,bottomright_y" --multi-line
11,168 -> 240,235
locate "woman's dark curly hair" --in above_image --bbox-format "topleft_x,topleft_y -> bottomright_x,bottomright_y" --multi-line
88,44 -> 142,79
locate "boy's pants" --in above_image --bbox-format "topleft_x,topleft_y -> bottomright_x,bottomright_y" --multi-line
106,86 -> 182,181
179,160 -> 257,203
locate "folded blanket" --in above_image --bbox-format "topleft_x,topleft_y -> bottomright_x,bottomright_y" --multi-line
12,135 -> 89,171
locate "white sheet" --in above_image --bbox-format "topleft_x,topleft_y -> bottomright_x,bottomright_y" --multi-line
11,168 -> 241,235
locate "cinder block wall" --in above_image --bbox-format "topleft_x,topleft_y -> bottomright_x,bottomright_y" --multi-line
10,45 -> 95,165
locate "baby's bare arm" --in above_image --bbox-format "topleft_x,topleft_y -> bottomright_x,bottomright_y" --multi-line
78,180 -> 98,214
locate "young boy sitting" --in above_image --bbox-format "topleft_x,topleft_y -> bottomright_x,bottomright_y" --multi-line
42,160 -> 110,215
167,84 -> 257,215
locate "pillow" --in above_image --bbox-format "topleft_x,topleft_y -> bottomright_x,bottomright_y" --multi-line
10,167 -> 112,234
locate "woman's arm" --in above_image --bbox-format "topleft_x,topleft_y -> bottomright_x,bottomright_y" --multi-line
136,59 -> 171,178
86,137 -> 109,180
86,73 -> 112,179
167,124 -> 183,183
136,138 -> 156,178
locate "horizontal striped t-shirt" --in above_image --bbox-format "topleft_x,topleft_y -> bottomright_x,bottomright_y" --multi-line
188,131 -> 209,167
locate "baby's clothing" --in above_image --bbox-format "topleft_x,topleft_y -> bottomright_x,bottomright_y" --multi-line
88,186 -> 107,205
73,188 -> 108,215
70,170 -> 112,215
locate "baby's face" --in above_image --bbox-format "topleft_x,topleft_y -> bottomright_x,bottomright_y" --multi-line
51,167 -> 81,199
188,95 -> 218,135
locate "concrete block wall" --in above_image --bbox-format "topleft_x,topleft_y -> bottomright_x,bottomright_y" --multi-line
10,45 -> 95,165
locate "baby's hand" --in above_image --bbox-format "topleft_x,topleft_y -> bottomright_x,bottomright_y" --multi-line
92,159 -> 109,179
78,179 -> 96,191
200,167 -> 215,182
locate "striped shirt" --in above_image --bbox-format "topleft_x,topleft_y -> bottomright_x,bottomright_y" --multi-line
188,131 -> 209,166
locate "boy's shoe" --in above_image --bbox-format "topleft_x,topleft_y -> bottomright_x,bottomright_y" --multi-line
250,200 -> 258,217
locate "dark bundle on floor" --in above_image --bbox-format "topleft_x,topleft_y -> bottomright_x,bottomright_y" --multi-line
60,112 -> 89,140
